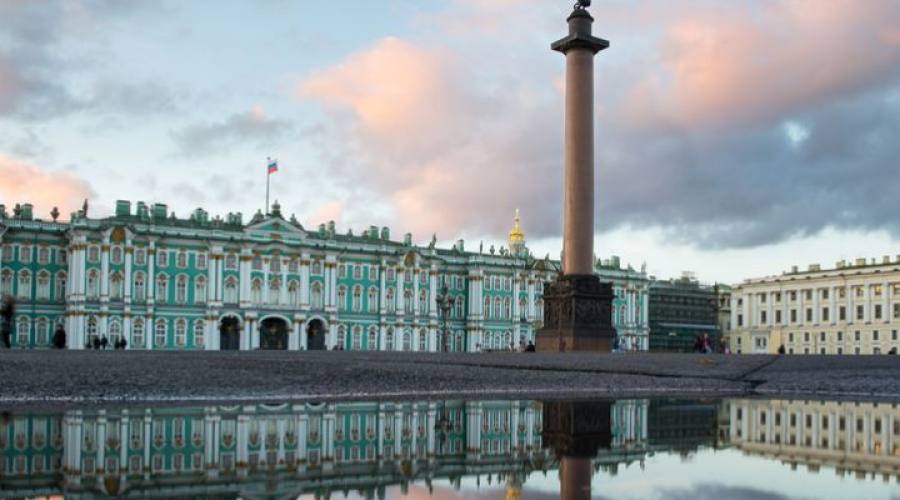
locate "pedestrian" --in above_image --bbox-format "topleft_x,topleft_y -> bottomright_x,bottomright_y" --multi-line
100,335 -> 108,350
777,344 -> 786,354
0,296 -> 14,349
700,333 -> 712,354
525,341 -> 536,352
52,325 -> 66,349
92,336 -> 100,350
120,336 -> 128,350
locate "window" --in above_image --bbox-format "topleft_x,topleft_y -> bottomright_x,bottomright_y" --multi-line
368,287 -> 378,313
312,260 -> 322,275
837,331 -> 843,341
252,256 -> 262,271
455,298 -> 464,318
820,331 -> 826,342
288,259 -> 298,273
789,332 -> 794,343
775,310 -> 782,324
224,277 -> 238,304
135,249 -> 146,266
353,264 -> 362,280
37,246 -> 50,265
87,316 -> 98,343
195,277 -> 207,304
760,311 -> 767,324
419,289 -> 427,314
225,254 -> 237,270
55,272 -> 66,301
873,330 -> 880,341
134,273 -> 145,302
351,326 -> 361,350
337,286 -> 347,311
268,279 -> 279,304
16,317 -> 30,346
484,296 -> 492,319
133,319 -> 145,348
385,328 -> 394,350
109,320 -> 122,342
1,245 -> 12,262
156,274 -> 169,303
855,330 -> 861,341
504,297 -> 512,319
311,282 -> 323,309
110,273 -> 123,300
34,317 -> 48,345
368,327 -> 377,350
251,279 -> 262,304
36,271 -> 50,300
174,319 -> 187,347
157,249 -> 168,268
386,287 -> 395,313
176,251 -> 187,269
404,269 -> 412,282
822,307 -> 829,322
840,306 -> 846,321
86,270 -> 99,299
352,286 -> 362,312
369,265 -> 378,280
790,310 -> 797,323
111,246 -> 123,264
270,258 -> 280,273
17,270 -> 33,299
404,290 -> 413,314
402,328 -> 412,351
803,332 -> 810,342
288,281 -> 299,306
0,270 -> 10,296
155,320 -> 167,347
875,304 -> 882,320
386,268 -> 395,281
176,276 -> 188,304
805,308 -> 812,322
197,253 -> 207,270
193,320 -> 205,348
856,305 -> 864,320
20,244 -> 32,263
339,264 -> 348,279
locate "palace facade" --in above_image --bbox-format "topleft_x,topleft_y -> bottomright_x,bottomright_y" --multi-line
728,258 -> 900,355
0,201 -> 552,352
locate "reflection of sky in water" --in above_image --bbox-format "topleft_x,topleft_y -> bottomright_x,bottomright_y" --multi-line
333,448 -> 899,500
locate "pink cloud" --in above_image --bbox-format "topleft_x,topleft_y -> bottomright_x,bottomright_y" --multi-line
307,200 -> 344,227
0,154 -> 94,220
620,0 -> 900,129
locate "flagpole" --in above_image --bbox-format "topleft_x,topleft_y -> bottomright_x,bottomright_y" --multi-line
265,157 -> 270,215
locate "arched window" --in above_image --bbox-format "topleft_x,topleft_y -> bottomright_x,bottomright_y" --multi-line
311,260 -> 321,275
519,299 -> 527,321
133,272 -> 145,302
36,271 -> 50,300
268,278 -> 279,305
87,316 -> 98,344
483,297 -> 491,319
134,248 -> 146,266
14,270 -> 32,301
504,297 -> 511,320
0,269 -> 12,295
337,286 -> 347,311
194,320 -> 205,348
418,290 -> 427,314
385,327 -> 394,351
155,319 -> 167,347
455,331 -> 464,352
156,274 -> 169,303
133,318 -> 145,348
110,272 -> 123,300
418,328 -> 427,351
404,290 -> 413,314
55,272 -> 67,301
352,286 -> 362,312
311,281 -> 323,309
251,279 -> 262,304
195,276 -> 207,304
288,280 -> 299,306
495,297 -> 503,320
174,318 -> 187,347
224,277 -> 238,304
351,326 -> 362,350
337,325 -> 346,349
252,256 -> 262,271
270,257 -> 281,273
368,287 -> 378,313
111,246 -> 123,264
85,270 -> 98,299
109,319 -> 122,342
37,246 -> 49,264
16,316 -> 30,346
386,287 -> 395,313
367,326 -> 377,351
175,275 -> 188,304
176,251 -> 187,268
36,317 -> 49,345
402,328 -> 412,351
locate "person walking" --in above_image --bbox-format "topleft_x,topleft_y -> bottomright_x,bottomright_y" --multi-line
0,296 -> 14,349
52,325 -> 66,349
100,335 -> 109,350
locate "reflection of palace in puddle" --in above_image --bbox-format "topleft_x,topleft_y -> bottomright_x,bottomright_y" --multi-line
728,399 -> 900,483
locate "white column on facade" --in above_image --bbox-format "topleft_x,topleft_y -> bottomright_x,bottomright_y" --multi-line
145,314 -> 153,350
123,315 -> 132,349
798,289 -> 805,326
864,284 -> 872,323
393,409 -> 403,458
766,292 -> 774,326
512,274 -> 520,321
829,286 -> 837,325
742,293 -> 750,328
813,288 -> 821,325
147,243 -> 156,304
290,319 -> 300,350
730,296 -> 739,332
847,284 -> 855,325
299,319 -> 308,350
216,254 -> 224,303
279,256 -> 288,305
251,319 -> 260,349
881,281 -> 889,323
397,265 -> 405,316
300,254 -> 310,309
239,248 -> 251,307
124,241 -> 133,303
379,325 -> 386,351
429,265 -> 438,319
207,249 -> 216,303
379,262 -> 387,315
413,267 -> 420,317
100,240 -> 110,300
526,275 -> 535,322
426,405 -> 436,456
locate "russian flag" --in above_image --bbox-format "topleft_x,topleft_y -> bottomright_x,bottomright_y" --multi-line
267,158 -> 278,175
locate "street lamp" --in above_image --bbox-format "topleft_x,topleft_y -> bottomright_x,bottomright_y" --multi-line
435,285 -> 455,353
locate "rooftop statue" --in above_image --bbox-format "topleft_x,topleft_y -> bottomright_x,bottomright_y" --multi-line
574,0 -> 591,10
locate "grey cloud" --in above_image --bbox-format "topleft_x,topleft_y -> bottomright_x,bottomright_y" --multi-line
169,110 -> 294,158
652,483 -> 802,500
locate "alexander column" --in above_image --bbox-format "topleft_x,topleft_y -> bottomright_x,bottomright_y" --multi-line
536,0 -> 616,352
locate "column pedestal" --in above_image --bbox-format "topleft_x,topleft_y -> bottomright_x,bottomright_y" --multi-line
536,274 -> 615,352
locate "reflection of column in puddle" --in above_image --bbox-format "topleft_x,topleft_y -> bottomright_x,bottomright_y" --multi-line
542,401 -> 612,500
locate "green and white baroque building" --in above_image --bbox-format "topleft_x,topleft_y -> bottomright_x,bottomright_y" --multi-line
0,201 -> 555,352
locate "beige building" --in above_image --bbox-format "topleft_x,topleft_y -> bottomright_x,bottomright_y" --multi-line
728,399 -> 900,482
729,257 -> 900,354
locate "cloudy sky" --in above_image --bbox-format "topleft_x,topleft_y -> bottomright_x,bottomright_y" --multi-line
1,0 -> 899,284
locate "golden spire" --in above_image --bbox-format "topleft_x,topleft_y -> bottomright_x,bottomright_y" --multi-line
508,208 -> 525,244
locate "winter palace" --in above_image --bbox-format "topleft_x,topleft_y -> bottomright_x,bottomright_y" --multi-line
0,199 -> 651,352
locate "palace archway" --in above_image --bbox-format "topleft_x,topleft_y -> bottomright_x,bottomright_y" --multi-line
260,317 -> 288,350
307,319 -> 326,350
220,317 -> 240,351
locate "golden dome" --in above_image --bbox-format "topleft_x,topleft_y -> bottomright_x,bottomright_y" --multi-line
508,209 -> 525,244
